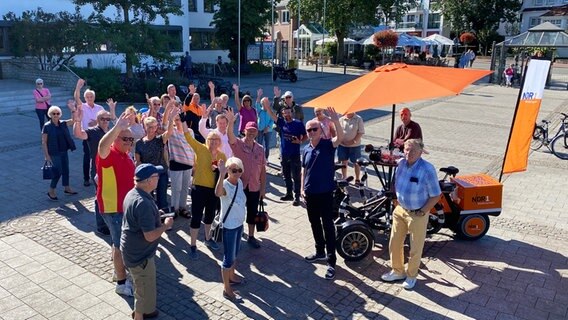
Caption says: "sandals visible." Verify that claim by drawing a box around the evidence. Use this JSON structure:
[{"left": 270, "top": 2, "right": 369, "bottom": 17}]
[
  {"left": 47, "top": 192, "right": 58, "bottom": 201},
  {"left": 223, "top": 290, "right": 242, "bottom": 302}
]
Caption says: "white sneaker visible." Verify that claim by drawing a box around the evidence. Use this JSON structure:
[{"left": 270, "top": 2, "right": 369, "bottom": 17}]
[
  {"left": 115, "top": 280, "right": 134, "bottom": 297},
  {"left": 402, "top": 277, "right": 417, "bottom": 290},
  {"left": 381, "top": 270, "right": 406, "bottom": 282}
]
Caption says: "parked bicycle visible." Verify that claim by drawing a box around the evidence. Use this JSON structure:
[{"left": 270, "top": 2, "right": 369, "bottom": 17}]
[{"left": 530, "top": 112, "right": 568, "bottom": 160}]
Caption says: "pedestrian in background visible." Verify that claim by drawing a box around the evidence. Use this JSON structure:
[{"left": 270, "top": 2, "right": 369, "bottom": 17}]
[{"left": 33, "top": 78, "right": 51, "bottom": 131}]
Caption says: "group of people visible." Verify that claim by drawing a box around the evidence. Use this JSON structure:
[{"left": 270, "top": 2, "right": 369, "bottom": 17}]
[{"left": 38, "top": 76, "right": 441, "bottom": 316}]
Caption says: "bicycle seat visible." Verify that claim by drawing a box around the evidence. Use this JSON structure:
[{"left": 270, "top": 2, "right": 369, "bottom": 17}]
[
  {"left": 439, "top": 181, "right": 456, "bottom": 193},
  {"left": 356, "top": 158, "right": 370, "bottom": 167},
  {"left": 334, "top": 163, "right": 346, "bottom": 171},
  {"left": 439, "top": 166, "right": 459, "bottom": 176}
]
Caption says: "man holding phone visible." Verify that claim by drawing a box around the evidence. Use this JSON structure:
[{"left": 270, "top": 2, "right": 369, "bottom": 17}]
[{"left": 265, "top": 106, "right": 306, "bottom": 206}]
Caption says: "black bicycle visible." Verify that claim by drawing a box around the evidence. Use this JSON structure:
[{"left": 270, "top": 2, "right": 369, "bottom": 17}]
[{"left": 531, "top": 112, "right": 568, "bottom": 160}]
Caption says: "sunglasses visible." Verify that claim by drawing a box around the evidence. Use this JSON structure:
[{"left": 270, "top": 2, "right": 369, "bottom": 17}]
[
  {"left": 285, "top": 96, "right": 292, "bottom": 99},
  {"left": 152, "top": 103, "right": 161, "bottom": 106},
  {"left": 230, "top": 168, "right": 243, "bottom": 174},
  {"left": 51, "top": 112, "right": 61, "bottom": 116},
  {"left": 99, "top": 117, "right": 112, "bottom": 121},
  {"left": 307, "top": 127, "right": 319, "bottom": 133},
  {"left": 119, "top": 136, "right": 135, "bottom": 142},
  {"left": 37, "top": 83, "right": 43, "bottom": 85}
]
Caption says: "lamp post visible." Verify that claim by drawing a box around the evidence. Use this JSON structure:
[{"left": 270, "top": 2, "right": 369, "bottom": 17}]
[
  {"left": 238, "top": 0, "right": 241, "bottom": 86},
  {"left": 271, "top": 0, "right": 274, "bottom": 82},
  {"left": 321, "top": 0, "right": 326, "bottom": 73}
]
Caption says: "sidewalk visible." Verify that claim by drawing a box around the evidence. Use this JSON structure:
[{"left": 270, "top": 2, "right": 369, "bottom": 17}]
[{"left": 0, "top": 70, "right": 567, "bottom": 319}]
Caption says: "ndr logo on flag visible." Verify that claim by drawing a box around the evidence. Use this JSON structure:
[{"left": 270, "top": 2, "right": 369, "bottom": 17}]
[{"left": 521, "top": 92, "right": 537, "bottom": 100}]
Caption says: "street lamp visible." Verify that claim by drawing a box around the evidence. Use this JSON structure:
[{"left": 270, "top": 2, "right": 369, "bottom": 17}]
[{"left": 238, "top": 0, "right": 241, "bottom": 86}]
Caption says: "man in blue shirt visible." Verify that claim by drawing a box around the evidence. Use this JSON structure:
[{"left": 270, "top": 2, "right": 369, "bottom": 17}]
[
  {"left": 265, "top": 105, "right": 306, "bottom": 205},
  {"left": 301, "top": 107, "right": 344, "bottom": 280},
  {"left": 381, "top": 139, "right": 441, "bottom": 290}
]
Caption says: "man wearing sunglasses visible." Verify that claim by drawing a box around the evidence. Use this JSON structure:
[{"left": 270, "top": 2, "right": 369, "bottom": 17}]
[
  {"left": 74, "top": 107, "right": 113, "bottom": 236},
  {"left": 96, "top": 112, "right": 137, "bottom": 297},
  {"left": 301, "top": 107, "right": 344, "bottom": 280}
]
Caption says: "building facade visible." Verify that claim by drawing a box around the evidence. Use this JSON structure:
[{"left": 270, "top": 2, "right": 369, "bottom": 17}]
[{"left": 520, "top": 0, "right": 568, "bottom": 32}]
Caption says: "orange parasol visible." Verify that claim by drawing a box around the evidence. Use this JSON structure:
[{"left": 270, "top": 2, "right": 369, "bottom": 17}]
[{"left": 305, "top": 63, "right": 493, "bottom": 143}]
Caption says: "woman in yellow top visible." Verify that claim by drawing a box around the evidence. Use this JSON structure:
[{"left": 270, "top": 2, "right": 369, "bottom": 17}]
[{"left": 183, "top": 122, "right": 226, "bottom": 259}]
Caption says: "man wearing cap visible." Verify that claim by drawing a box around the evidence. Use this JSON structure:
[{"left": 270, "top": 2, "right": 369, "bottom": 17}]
[
  {"left": 381, "top": 139, "right": 441, "bottom": 290},
  {"left": 225, "top": 109, "right": 266, "bottom": 248},
  {"left": 272, "top": 86, "right": 304, "bottom": 122},
  {"left": 97, "top": 111, "right": 136, "bottom": 297},
  {"left": 122, "top": 164, "right": 174, "bottom": 320},
  {"left": 393, "top": 108, "right": 422, "bottom": 151},
  {"left": 264, "top": 100, "right": 306, "bottom": 206}
]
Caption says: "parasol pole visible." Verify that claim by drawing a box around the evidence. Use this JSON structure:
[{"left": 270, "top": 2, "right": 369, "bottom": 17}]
[{"left": 390, "top": 104, "right": 396, "bottom": 148}]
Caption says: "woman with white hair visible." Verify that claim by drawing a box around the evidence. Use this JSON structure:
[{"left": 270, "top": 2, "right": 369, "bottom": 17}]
[
  {"left": 42, "top": 106, "right": 77, "bottom": 200},
  {"left": 33, "top": 78, "right": 51, "bottom": 131}
]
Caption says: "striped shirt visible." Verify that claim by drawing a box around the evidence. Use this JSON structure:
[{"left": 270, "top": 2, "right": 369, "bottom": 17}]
[
  {"left": 395, "top": 158, "right": 441, "bottom": 210},
  {"left": 168, "top": 130, "right": 195, "bottom": 166}
]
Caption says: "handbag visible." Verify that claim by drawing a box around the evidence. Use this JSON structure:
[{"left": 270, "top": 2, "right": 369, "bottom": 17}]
[
  {"left": 210, "top": 181, "right": 239, "bottom": 243},
  {"left": 255, "top": 198, "right": 269, "bottom": 232},
  {"left": 42, "top": 161, "right": 56, "bottom": 180}
]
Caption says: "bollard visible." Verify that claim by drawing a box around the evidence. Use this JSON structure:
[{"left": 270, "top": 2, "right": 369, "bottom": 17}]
[
  {"left": 315, "top": 61, "right": 318, "bottom": 72},
  {"left": 344, "top": 63, "right": 347, "bottom": 75}
]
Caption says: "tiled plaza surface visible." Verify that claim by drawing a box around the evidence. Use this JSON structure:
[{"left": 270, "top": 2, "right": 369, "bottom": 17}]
[{"left": 0, "top": 63, "right": 567, "bottom": 319}]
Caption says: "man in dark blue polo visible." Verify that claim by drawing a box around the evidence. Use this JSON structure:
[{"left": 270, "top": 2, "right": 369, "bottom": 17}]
[
  {"left": 265, "top": 105, "right": 306, "bottom": 206},
  {"left": 300, "top": 107, "right": 344, "bottom": 280}
]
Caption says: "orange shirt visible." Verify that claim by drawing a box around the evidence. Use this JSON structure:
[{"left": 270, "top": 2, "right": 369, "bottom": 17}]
[
  {"left": 96, "top": 144, "right": 135, "bottom": 213},
  {"left": 182, "top": 102, "right": 202, "bottom": 115}
]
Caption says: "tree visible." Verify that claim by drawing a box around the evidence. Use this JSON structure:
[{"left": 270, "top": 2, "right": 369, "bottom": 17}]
[
  {"left": 211, "top": 0, "right": 273, "bottom": 64},
  {"left": 435, "top": 0, "right": 522, "bottom": 55},
  {"left": 288, "top": 0, "right": 417, "bottom": 64},
  {"left": 3, "top": 8, "right": 96, "bottom": 70},
  {"left": 73, "top": 0, "right": 183, "bottom": 78}
]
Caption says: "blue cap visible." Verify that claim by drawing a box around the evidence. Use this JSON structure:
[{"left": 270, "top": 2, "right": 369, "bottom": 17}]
[{"left": 135, "top": 164, "right": 164, "bottom": 181}]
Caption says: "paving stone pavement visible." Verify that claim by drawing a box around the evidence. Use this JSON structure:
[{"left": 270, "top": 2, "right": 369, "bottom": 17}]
[{"left": 0, "top": 66, "right": 567, "bottom": 319}]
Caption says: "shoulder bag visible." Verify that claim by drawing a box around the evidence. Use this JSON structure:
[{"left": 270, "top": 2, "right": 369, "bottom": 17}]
[
  {"left": 210, "top": 181, "right": 239, "bottom": 243},
  {"left": 255, "top": 197, "right": 269, "bottom": 232}
]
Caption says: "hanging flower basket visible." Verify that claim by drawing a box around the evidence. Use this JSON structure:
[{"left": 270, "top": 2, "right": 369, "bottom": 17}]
[
  {"left": 460, "top": 32, "right": 476, "bottom": 45},
  {"left": 373, "top": 30, "right": 399, "bottom": 48}
]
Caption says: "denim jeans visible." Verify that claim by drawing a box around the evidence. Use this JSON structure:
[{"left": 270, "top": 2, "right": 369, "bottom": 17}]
[
  {"left": 93, "top": 180, "right": 108, "bottom": 232},
  {"left": 35, "top": 109, "right": 49, "bottom": 131},
  {"left": 256, "top": 131, "right": 273, "bottom": 159},
  {"left": 156, "top": 171, "right": 169, "bottom": 210},
  {"left": 82, "top": 140, "right": 91, "bottom": 182},
  {"left": 305, "top": 192, "right": 336, "bottom": 267},
  {"left": 50, "top": 152, "right": 69, "bottom": 189},
  {"left": 281, "top": 154, "right": 301, "bottom": 197},
  {"left": 221, "top": 225, "right": 243, "bottom": 269},
  {"left": 101, "top": 213, "right": 123, "bottom": 248}
]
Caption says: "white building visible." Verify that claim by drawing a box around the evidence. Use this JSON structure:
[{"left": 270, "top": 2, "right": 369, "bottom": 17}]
[
  {"left": 520, "top": 0, "right": 568, "bottom": 32},
  {"left": 0, "top": 0, "right": 227, "bottom": 70},
  {"left": 392, "top": 1, "right": 451, "bottom": 38}
]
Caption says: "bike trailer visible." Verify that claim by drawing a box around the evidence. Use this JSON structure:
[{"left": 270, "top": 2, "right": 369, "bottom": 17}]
[{"left": 451, "top": 174, "right": 502, "bottom": 216}]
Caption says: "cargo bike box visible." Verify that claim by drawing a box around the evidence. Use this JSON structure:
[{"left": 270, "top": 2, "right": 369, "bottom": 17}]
[{"left": 451, "top": 174, "right": 503, "bottom": 216}]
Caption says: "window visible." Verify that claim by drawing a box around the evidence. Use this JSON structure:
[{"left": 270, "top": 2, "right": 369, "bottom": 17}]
[
  {"left": 529, "top": 17, "right": 541, "bottom": 28},
  {"left": 545, "top": 0, "right": 556, "bottom": 4},
  {"left": 281, "top": 10, "right": 290, "bottom": 24},
  {"left": 169, "top": 0, "right": 182, "bottom": 6},
  {"left": 190, "top": 28, "right": 220, "bottom": 50},
  {"left": 533, "top": 0, "right": 544, "bottom": 5},
  {"left": 188, "top": 0, "right": 197, "bottom": 12},
  {"left": 407, "top": 15, "right": 416, "bottom": 23},
  {"left": 157, "top": 26, "right": 183, "bottom": 52},
  {"left": 544, "top": 19, "right": 562, "bottom": 27},
  {"left": 204, "top": 0, "right": 215, "bottom": 13},
  {"left": 427, "top": 13, "right": 440, "bottom": 29}
]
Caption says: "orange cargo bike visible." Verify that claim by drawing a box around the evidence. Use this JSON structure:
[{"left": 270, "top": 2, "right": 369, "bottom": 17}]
[{"left": 333, "top": 145, "right": 503, "bottom": 261}]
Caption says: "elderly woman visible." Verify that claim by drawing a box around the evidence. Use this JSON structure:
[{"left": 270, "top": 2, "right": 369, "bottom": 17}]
[
  {"left": 215, "top": 157, "right": 246, "bottom": 302},
  {"left": 33, "top": 78, "right": 52, "bottom": 131},
  {"left": 163, "top": 108, "right": 195, "bottom": 218},
  {"left": 312, "top": 107, "right": 336, "bottom": 140},
  {"left": 181, "top": 92, "right": 205, "bottom": 143},
  {"left": 183, "top": 125, "right": 227, "bottom": 259},
  {"left": 42, "top": 106, "right": 77, "bottom": 200},
  {"left": 255, "top": 90, "right": 275, "bottom": 160},
  {"left": 135, "top": 102, "right": 176, "bottom": 210},
  {"left": 141, "top": 95, "right": 164, "bottom": 134}
]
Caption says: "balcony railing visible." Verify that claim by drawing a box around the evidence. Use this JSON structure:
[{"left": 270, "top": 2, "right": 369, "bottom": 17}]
[{"left": 396, "top": 22, "right": 423, "bottom": 29}]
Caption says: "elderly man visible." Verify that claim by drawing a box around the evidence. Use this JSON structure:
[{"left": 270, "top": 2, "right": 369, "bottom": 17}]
[
  {"left": 301, "top": 107, "right": 344, "bottom": 280},
  {"left": 393, "top": 107, "right": 422, "bottom": 151},
  {"left": 265, "top": 104, "right": 307, "bottom": 206},
  {"left": 166, "top": 84, "right": 182, "bottom": 103},
  {"left": 199, "top": 105, "right": 233, "bottom": 158},
  {"left": 381, "top": 139, "right": 441, "bottom": 290},
  {"left": 226, "top": 109, "right": 266, "bottom": 248},
  {"left": 338, "top": 112, "right": 365, "bottom": 184},
  {"left": 74, "top": 107, "right": 113, "bottom": 235},
  {"left": 122, "top": 163, "right": 174, "bottom": 320},
  {"left": 272, "top": 87, "right": 304, "bottom": 122},
  {"left": 97, "top": 112, "right": 136, "bottom": 297},
  {"left": 74, "top": 78, "right": 116, "bottom": 186}
]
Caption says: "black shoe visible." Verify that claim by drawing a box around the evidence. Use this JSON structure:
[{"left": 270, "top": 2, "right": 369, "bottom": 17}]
[
  {"left": 292, "top": 198, "right": 301, "bottom": 206},
  {"left": 305, "top": 252, "right": 327, "bottom": 263},
  {"left": 95, "top": 229, "right": 110, "bottom": 236},
  {"left": 325, "top": 266, "right": 336, "bottom": 280},
  {"left": 47, "top": 192, "right": 58, "bottom": 201},
  {"left": 83, "top": 180, "right": 91, "bottom": 187},
  {"left": 131, "top": 310, "right": 159, "bottom": 319},
  {"left": 280, "top": 194, "right": 293, "bottom": 201},
  {"left": 247, "top": 237, "right": 261, "bottom": 249}
]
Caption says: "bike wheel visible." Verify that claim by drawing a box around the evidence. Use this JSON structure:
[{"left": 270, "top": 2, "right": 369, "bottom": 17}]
[
  {"left": 530, "top": 125, "right": 545, "bottom": 151},
  {"left": 336, "top": 224, "right": 374, "bottom": 261},
  {"left": 455, "top": 214, "right": 490, "bottom": 241},
  {"left": 290, "top": 74, "right": 298, "bottom": 82},
  {"left": 551, "top": 133, "right": 568, "bottom": 160}
]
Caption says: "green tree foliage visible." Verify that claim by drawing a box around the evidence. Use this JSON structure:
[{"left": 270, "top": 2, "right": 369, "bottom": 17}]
[
  {"left": 211, "top": 0, "right": 273, "bottom": 63},
  {"left": 435, "top": 0, "right": 522, "bottom": 55},
  {"left": 3, "top": 8, "right": 95, "bottom": 70},
  {"left": 288, "top": 0, "right": 417, "bottom": 64},
  {"left": 73, "top": 0, "right": 183, "bottom": 77}
]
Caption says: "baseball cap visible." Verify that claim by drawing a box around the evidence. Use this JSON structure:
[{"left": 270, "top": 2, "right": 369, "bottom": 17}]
[
  {"left": 135, "top": 164, "right": 164, "bottom": 181},
  {"left": 244, "top": 121, "right": 258, "bottom": 131},
  {"left": 282, "top": 91, "right": 293, "bottom": 99}
]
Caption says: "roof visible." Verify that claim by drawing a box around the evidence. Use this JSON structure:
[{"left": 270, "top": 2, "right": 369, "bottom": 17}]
[
  {"left": 529, "top": 21, "right": 564, "bottom": 31},
  {"left": 499, "top": 22, "right": 568, "bottom": 47},
  {"left": 540, "top": 4, "right": 568, "bottom": 16}
]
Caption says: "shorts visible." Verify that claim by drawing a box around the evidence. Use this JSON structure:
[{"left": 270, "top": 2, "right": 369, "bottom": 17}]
[
  {"left": 337, "top": 145, "right": 362, "bottom": 163},
  {"left": 101, "top": 212, "right": 123, "bottom": 248},
  {"left": 244, "top": 188, "right": 260, "bottom": 225}
]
